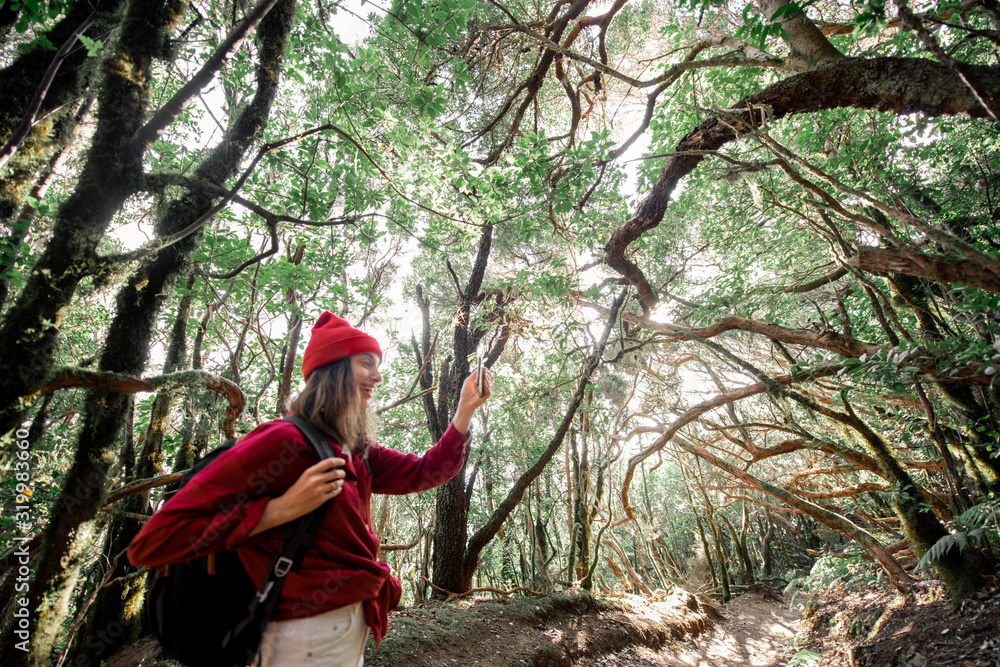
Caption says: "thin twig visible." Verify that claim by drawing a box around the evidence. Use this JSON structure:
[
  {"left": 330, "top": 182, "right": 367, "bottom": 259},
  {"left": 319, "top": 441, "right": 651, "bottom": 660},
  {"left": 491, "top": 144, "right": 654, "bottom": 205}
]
[
  {"left": 376, "top": 386, "right": 438, "bottom": 415},
  {"left": 99, "top": 507, "right": 153, "bottom": 522}
]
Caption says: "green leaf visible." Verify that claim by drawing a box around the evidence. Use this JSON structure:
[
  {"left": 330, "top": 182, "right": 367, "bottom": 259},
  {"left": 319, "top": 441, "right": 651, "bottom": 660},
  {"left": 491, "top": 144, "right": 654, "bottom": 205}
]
[
  {"left": 769, "top": 2, "right": 799, "bottom": 20},
  {"left": 77, "top": 34, "right": 104, "bottom": 57},
  {"left": 785, "top": 650, "right": 822, "bottom": 667}
]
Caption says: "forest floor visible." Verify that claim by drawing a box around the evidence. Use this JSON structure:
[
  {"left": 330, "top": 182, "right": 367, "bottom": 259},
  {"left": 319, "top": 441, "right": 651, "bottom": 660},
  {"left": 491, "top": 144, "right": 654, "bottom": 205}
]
[
  {"left": 363, "top": 588, "right": 717, "bottom": 667},
  {"left": 363, "top": 575, "right": 1000, "bottom": 667},
  {"left": 575, "top": 585, "right": 800, "bottom": 667},
  {"left": 106, "top": 575, "right": 1000, "bottom": 666},
  {"left": 797, "top": 574, "right": 1000, "bottom": 667}
]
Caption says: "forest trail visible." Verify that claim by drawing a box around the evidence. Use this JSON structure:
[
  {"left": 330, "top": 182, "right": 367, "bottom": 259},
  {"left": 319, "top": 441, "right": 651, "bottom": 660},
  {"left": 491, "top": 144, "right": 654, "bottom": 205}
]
[
  {"left": 579, "top": 588, "right": 802, "bottom": 667},
  {"left": 106, "top": 579, "right": 1000, "bottom": 667},
  {"left": 106, "top": 588, "right": 800, "bottom": 667},
  {"left": 358, "top": 587, "right": 803, "bottom": 667}
]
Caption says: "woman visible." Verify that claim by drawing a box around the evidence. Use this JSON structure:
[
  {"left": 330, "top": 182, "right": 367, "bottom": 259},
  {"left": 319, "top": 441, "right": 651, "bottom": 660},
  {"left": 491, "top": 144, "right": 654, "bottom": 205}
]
[{"left": 128, "top": 311, "right": 490, "bottom": 666}]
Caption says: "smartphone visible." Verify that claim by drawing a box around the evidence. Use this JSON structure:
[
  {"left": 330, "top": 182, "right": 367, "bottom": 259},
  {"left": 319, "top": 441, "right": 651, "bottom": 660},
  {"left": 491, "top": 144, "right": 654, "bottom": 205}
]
[{"left": 476, "top": 355, "right": 484, "bottom": 396}]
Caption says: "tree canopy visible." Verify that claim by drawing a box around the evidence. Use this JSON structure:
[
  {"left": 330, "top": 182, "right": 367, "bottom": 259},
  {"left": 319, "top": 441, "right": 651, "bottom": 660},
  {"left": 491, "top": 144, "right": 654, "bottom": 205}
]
[{"left": 1, "top": 0, "right": 998, "bottom": 663}]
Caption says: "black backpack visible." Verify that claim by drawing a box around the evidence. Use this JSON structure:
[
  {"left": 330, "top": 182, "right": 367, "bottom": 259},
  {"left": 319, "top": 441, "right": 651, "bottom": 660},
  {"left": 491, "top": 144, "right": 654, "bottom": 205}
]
[{"left": 146, "top": 415, "right": 335, "bottom": 667}]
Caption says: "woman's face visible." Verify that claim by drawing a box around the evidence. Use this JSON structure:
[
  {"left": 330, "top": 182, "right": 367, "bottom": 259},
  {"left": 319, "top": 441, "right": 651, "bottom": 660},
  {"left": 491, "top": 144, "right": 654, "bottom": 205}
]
[{"left": 351, "top": 352, "right": 382, "bottom": 409}]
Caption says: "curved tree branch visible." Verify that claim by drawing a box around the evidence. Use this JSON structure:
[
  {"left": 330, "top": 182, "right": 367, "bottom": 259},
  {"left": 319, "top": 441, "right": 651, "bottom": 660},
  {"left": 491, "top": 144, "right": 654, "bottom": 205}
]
[
  {"left": 38, "top": 368, "right": 244, "bottom": 437},
  {"left": 620, "top": 365, "right": 843, "bottom": 515},
  {"left": 127, "top": 0, "right": 285, "bottom": 161},
  {"left": 573, "top": 295, "right": 882, "bottom": 358},
  {"left": 604, "top": 57, "right": 1000, "bottom": 311}
]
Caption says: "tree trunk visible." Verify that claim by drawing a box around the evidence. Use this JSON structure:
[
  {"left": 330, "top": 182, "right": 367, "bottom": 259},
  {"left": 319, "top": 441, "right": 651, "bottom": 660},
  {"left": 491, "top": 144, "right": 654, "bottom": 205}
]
[
  {"left": 685, "top": 478, "right": 718, "bottom": 589},
  {"left": 75, "top": 279, "right": 195, "bottom": 662},
  {"left": 703, "top": 507, "right": 730, "bottom": 602},
  {"left": 0, "top": 0, "right": 183, "bottom": 445},
  {"left": 762, "top": 509, "right": 775, "bottom": 577},
  {"left": 1, "top": 5, "right": 185, "bottom": 663},
  {"left": 569, "top": 419, "right": 594, "bottom": 581},
  {"left": 7, "top": 1, "right": 297, "bottom": 661},
  {"left": 276, "top": 313, "right": 304, "bottom": 414},
  {"left": 676, "top": 437, "right": 914, "bottom": 591},
  {"left": 420, "top": 225, "right": 521, "bottom": 596},
  {"left": 0, "top": 0, "right": 120, "bottom": 232},
  {"left": 722, "top": 512, "right": 754, "bottom": 585},
  {"left": 0, "top": 96, "right": 93, "bottom": 311},
  {"left": 459, "top": 292, "right": 625, "bottom": 592}
]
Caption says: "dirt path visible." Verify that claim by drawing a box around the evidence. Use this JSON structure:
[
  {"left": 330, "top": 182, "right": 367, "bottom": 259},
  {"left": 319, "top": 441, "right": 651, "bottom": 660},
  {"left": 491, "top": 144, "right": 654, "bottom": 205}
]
[
  {"left": 364, "top": 589, "right": 715, "bottom": 667},
  {"left": 579, "top": 591, "right": 803, "bottom": 667},
  {"left": 107, "top": 590, "right": 803, "bottom": 667}
]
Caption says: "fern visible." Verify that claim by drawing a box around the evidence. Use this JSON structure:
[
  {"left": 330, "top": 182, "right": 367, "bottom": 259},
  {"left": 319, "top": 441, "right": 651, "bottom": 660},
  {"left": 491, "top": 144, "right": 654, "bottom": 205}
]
[
  {"left": 785, "top": 650, "right": 822, "bottom": 666},
  {"left": 916, "top": 498, "right": 1000, "bottom": 572},
  {"left": 959, "top": 498, "right": 1000, "bottom": 528}
]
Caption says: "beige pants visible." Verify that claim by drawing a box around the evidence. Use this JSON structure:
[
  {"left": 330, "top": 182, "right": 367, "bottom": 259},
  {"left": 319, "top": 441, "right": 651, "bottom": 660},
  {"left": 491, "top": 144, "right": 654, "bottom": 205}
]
[{"left": 257, "top": 601, "right": 369, "bottom": 667}]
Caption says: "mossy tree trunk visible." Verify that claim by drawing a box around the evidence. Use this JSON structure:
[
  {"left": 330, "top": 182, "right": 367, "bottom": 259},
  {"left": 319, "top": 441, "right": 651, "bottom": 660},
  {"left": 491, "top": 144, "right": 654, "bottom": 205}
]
[
  {"left": 0, "top": 0, "right": 122, "bottom": 232},
  {"left": 169, "top": 298, "right": 229, "bottom": 478},
  {"left": 3, "top": 0, "right": 297, "bottom": 662},
  {"left": 885, "top": 249, "right": 1000, "bottom": 496},
  {"left": 0, "top": 1, "right": 182, "bottom": 661},
  {"left": 937, "top": 383, "right": 1000, "bottom": 494},
  {"left": 721, "top": 511, "right": 754, "bottom": 585},
  {"left": 71, "top": 276, "right": 196, "bottom": 663},
  {"left": 76, "top": 3, "right": 295, "bottom": 661},
  {"left": 684, "top": 473, "right": 718, "bottom": 590},
  {"left": 787, "top": 387, "right": 982, "bottom": 602},
  {"left": 0, "top": 96, "right": 94, "bottom": 312},
  {"left": 761, "top": 509, "right": 775, "bottom": 578},
  {"left": 698, "top": 486, "right": 730, "bottom": 602},
  {"left": 0, "top": 0, "right": 173, "bottom": 445},
  {"left": 569, "top": 414, "right": 596, "bottom": 581}
]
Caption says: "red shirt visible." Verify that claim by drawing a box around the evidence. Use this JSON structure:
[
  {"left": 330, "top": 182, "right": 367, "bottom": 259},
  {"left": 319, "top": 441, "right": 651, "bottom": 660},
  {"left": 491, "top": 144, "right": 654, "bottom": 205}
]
[{"left": 128, "top": 419, "right": 468, "bottom": 645}]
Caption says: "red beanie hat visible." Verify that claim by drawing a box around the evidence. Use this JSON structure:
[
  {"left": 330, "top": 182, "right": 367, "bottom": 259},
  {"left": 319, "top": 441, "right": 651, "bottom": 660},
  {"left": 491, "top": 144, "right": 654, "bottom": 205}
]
[{"left": 301, "top": 311, "right": 382, "bottom": 380}]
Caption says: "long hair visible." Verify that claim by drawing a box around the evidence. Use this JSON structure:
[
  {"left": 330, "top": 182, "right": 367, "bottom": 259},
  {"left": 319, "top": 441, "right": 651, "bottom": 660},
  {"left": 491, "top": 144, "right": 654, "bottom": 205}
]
[{"left": 288, "top": 357, "right": 373, "bottom": 455}]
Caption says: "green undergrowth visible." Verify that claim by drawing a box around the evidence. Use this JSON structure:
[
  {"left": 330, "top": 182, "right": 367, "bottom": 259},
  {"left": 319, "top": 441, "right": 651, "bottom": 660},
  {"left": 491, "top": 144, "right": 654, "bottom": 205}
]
[{"left": 784, "top": 554, "right": 881, "bottom": 612}]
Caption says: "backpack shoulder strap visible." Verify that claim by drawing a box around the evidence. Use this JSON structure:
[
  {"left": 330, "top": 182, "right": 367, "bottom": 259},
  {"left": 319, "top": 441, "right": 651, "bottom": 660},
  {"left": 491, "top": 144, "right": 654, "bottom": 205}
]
[
  {"left": 281, "top": 415, "right": 336, "bottom": 461},
  {"left": 284, "top": 414, "right": 373, "bottom": 474},
  {"left": 223, "top": 417, "right": 337, "bottom": 653}
]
